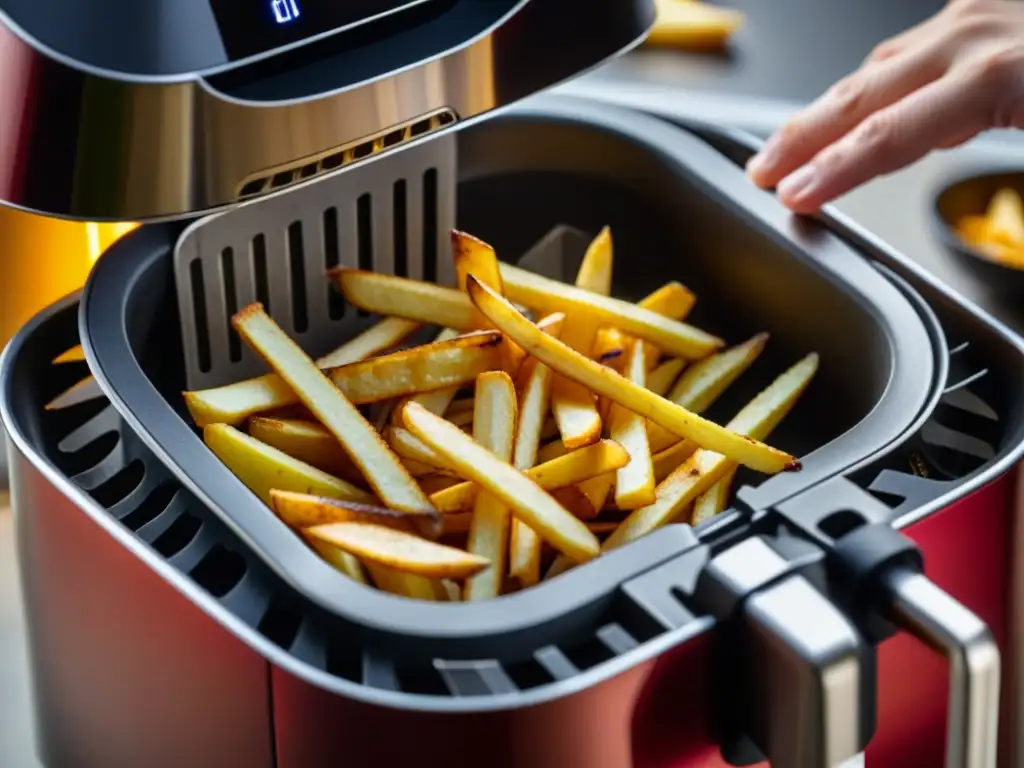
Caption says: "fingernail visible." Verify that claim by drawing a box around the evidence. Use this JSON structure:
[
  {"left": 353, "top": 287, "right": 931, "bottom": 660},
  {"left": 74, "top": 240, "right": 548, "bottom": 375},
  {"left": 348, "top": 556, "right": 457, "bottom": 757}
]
[
  {"left": 746, "top": 135, "right": 781, "bottom": 179},
  {"left": 777, "top": 164, "right": 819, "bottom": 202}
]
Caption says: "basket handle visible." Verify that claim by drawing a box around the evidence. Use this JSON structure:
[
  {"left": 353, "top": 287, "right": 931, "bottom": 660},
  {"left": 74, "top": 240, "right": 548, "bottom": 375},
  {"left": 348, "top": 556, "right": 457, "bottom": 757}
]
[{"left": 880, "top": 568, "right": 1000, "bottom": 768}]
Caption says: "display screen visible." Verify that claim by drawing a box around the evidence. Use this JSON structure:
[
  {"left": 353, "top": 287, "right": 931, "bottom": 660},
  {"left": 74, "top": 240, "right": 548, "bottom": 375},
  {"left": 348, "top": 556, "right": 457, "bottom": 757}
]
[{"left": 210, "top": 0, "right": 435, "bottom": 60}]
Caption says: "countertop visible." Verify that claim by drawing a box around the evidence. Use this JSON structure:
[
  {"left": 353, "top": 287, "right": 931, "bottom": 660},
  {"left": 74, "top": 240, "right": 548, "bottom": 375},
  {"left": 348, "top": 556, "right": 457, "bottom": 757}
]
[{"left": 3, "top": 1, "right": 1023, "bottom": 765}]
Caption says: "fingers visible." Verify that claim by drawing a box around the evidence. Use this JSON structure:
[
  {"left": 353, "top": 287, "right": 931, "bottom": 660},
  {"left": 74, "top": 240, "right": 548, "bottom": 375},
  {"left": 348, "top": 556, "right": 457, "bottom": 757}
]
[
  {"left": 774, "top": 71, "right": 989, "bottom": 213},
  {"left": 746, "top": 46, "right": 945, "bottom": 188}
]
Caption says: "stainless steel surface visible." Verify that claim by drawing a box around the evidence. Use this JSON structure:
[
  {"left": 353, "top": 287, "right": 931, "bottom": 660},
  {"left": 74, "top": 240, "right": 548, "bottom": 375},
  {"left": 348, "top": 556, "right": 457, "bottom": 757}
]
[
  {"left": 174, "top": 132, "right": 456, "bottom": 390},
  {"left": 706, "top": 537, "right": 866, "bottom": 768},
  {"left": 882, "top": 569, "right": 1001, "bottom": 768},
  {"left": 0, "top": 0, "right": 652, "bottom": 220}
]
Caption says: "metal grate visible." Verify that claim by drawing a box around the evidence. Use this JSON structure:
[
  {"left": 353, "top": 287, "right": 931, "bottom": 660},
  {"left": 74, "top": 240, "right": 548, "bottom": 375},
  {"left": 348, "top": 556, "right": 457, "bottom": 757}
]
[{"left": 174, "top": 130, "right": 457, "bottom": 391}]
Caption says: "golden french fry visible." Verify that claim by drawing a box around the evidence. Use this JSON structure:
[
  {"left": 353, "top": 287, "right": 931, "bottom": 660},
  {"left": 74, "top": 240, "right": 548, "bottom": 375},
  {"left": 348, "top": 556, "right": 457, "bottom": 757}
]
[
  {"left": 586, "top": 521, "right": 620, "bottom": 535},
  {"left": 578, "top": 474, "right": 614, "bottom": 515},
  {"left": 430, "top": 439, "right": 630, "bottom": 513},
  {"left": 593, "top": 280, "right": 695, "bottom": 370},
  {"left": 326, "top": 330, "right": 503, "bottom": 404},
  {"left": 331, "top": 269, "right": 478, "bottom": 330},
  {"left": 653, "top": 438, "right": 699, "bottom": 482},
  {"left": 306, "top": 537, "right": 369, "bottom": 583},
  {"left": 402, "top": 402, "right": 601, "bottom": 562},
  {"left": 307, "top": 522, "right": 490, "bottom": 579},
  {"left": 647, "top": 359, "right": 687, "bottom": 398},
  {"left": 551, "top": 314, "right": 603, "bottom": 449},
  {"left": 248, "top": 417, "right": 363, "bottom": 483},
  {"left": 270, "top": 490, "right": 442, "bottom": 539},
  {"left": 508, "top": 320, "right": 561, "bottom": 586},
  {"left": 575, "top": 227, "right": 614, "bottom": 295},
  {"left": 638, "top": 281, "right": 697, "bottom": 320},
  {"left": 603, "top": 353, "right": 818, "bottom": 550},
  {"left": 232, "top": 304, "right": 435, "bottom": 514},
  {"left": 646, "top": 0, "right": 744, "bottom": 50},
  {"left": 364, "top": 562, "right": 448, "bottom": 600},
  {"left": 465, "top": 372, "right": 517, "bottom": 601},
  {"left": 390, "top": 329, "right": 462, "bottom": 426},
  {"left": 648, "top": 333, "right": 770, "bottom": 452},
  {"left": 499, "top": 264, "right": 720, "bottom": 359},
  {"left": 610, "top": 341, "right": 656, "bottom": 510},
  {"left": 691, "top": 466, "right": 737, "bottom": 525},
  {"left": 386, "top": 426, "right": 459, "bottom": 475},
  {"left": 204, "top": 424, "right": 374, "bottom": 507},
  {"left": 467, "top": 279, "right": 796, "bottom": 474},
  {"left": 986, "top": 188, "right": 1024, "bottom": 244},
  {"left": 184, "top": 316, "right": 420, "bottom": 427}
]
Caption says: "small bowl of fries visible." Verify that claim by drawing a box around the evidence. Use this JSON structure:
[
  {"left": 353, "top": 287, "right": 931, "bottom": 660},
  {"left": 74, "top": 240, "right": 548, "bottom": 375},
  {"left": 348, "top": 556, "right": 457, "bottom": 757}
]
[{"left": 934, "top": 172, "right": 1024, "bottom": 292}]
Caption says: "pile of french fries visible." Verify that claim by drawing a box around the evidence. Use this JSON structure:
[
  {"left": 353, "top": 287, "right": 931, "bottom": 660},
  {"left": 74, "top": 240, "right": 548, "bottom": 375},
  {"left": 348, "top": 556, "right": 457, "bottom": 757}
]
[
  {"left": 955, "top": 187, "right": 1024, "bottom": 269},
  {"left": 184, "top": 226, "right": 818, "bottom": 601}
]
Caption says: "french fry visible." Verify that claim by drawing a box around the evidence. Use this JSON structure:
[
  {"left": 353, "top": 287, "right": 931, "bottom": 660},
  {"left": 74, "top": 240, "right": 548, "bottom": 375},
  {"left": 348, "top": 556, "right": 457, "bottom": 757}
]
[
  {"left": 390, "top": 329, "right": 462, "bottom": 426},
  {"left": 646, "top": 0, "right": 744, "bottom": 50},
  {"left": 364, "top": 562, "right": 449, "bottom": 600},
  {"left": 647, "top": 359, "right": 687, "bottom": 397},
  {"left": 575, "top": 227, "right": 614, "bottom": 295},
  {"left": 270, "top": 490, "right": 442, "bottom": 539},
  {"left": 306, "top": 522, "right": 490, "bottom": 579},
  {"left": 467, "top": 279, "right": 797, "bottom": 474},
  {"left": 204, "top": 424, "right": 374, "bottom": 507},
  {"left": 593, "top": 281, "right": 696, "bottom": 370},
  {"left": 691, "top": 466, "right": 737, "bottom": 525},
  {"left": 307, "top": 538, "right": 369, "bottom": 583},
  {"left": 232, "top": 304, "right": 435, "bottom": 514},
  {"left": 385, "top": 426, "right": 459, "bottom": 476},
  {"left": 986, "top": 188, "right": 1024, "bottom": 243},
  {"left": 430, "top": 439, "right": 630, "bottom": 513},
  {"left": 184, "top": 316, "right": 420, "bottom": 427},
  {"left": 508, "top": 322, "right": 561, "bottom": 586},
  {"left": 610, "top": 341, "right": 656, "bottom": 510},
  {"left": 248, "top": 417, "right": 363, "bottom": 483},
  {"left": 653, "top": 438, "right": 700, "bottom": 482},
  {"left": 648, "top": 333, "right": 770, "bottom": 453},
  {"left": 402, "top": 402, "right": 602, "bottom": 562},
  {"left": 603, "top": 353, "right": 818, "bottom": 551},
  {"left": 464, "top": 372, "right": 517, "bottom": 601},
  {"left": 551, "top": 315, "right": 603, "bottom": 450},
  {"left": 499, "top": 264, "right": 720, "bottom": 359},
  {"left": 578, "top": 474, "right": 614, "bottom": 515},
  {"left": 326, "top": 330, "right": 503, "bottom": 404},
  {"left": 331, "top": 269, "right": 478, "bottom": 330}
]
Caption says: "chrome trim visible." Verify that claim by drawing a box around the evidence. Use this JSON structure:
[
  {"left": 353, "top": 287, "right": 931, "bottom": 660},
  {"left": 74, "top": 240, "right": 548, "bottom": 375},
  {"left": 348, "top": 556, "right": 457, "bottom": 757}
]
[{"left": 0, "top": 0, "right": 654, "bottom": 221}]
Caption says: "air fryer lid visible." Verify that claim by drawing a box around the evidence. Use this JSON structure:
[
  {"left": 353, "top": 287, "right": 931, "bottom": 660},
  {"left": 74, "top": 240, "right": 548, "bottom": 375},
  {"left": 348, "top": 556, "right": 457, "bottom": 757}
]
[{"left": 0, "top": 0, "right": 653, "bottom": 221}]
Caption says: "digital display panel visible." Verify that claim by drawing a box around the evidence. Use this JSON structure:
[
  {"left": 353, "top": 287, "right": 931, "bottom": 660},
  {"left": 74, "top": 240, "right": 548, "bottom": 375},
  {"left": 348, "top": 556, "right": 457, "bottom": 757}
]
[{"left": 210, "top": 0, "right": 435, "bottom": 60}]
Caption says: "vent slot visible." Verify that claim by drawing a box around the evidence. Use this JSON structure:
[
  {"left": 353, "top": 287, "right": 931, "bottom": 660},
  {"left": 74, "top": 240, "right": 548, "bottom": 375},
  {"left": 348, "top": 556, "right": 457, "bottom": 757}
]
[{"left": 235, "top": 109, "right": 458, "bottom": 200}]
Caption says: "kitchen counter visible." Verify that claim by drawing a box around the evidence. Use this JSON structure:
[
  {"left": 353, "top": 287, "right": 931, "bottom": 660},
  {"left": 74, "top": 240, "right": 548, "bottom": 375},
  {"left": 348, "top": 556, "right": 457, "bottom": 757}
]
[{"left": 3, "top": 2, "right": 1023, "bottom": 765}]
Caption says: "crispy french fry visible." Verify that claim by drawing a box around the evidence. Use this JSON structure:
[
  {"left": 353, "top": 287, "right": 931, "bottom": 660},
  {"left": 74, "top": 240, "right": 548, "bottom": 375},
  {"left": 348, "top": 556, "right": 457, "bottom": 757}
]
[
  {"left": 232, "top": 304, "right": 435, "bottom": 514},
  {"left": 647, "top": 359, "right": 687, "bottom": 397},
  {"left": 593, "top": 281, "right": 695, "bottom": 370},
  {"left": 691, "top": 466, "right": 737, "bottom": 525},
  {"left": 499, "top": 264, "right": 720, "bottom": 359},
  {"left": 204, "top": 424, "right": 374, "bottom": 507},
  {"left": 430, "top": 439, "right": 629, "bottom": 513},
  {"left": 575, "top": 227, "right": 614, "bottom": 295},
  {"left": 364, "top": 562, "right": 448, "bottom": 600},
  {"left": 467, "top": 280, "right": 796, "bottom": 474},
  {"left": 386, "top": 426, "right": 458, "bottom": 475},
  {"left": 987, "top": 188, "right": 1024, "bottom": 243},
  {"left": 508, "top": 326, "right": 561, "bottom": 586},
  {"left": 638, "top": 281, "right": 697, "bottom": 320},
  {"left": 184, "top": 316, "right": 420, "bottom": 427},
  {"left": 646, "top": 0, "right": 744, "bottom": 50},
  {"left": 653, "top": 438, "right": 700, "bottom": 482},
  {"left": 270, "top": 490, "right": 442, "bottom": 539},
  {"left": 610, "top": 341, "right": 656, "bottom": 510},
  {"left": 464, "top": 372, "right": 517, "bottom": 601},
  {"left": 552, "top": 326, "right": 604, "bottom": 450},
  {"left": 603, "top": 353, "right": 818, "bottom": 550},
  {"left": 648, "top": 332, "right": 770, "bottom": 452},
  {"left": 579, "top": 474, "right": 614, "bottom": 515},
  {"left": 307, "top": 522, "right": 490, "bottom": 579},
  {"left": 326, "top": 330, "right": 503, "bottom": 404},
  {"left": 403, "top": 403, "right": 601, "bottom": 562},
  {"left": 390, "top": 329, "right": 462, "bottom": 426},
  {"left": 248, "top": 417, "right": 363, "bottom": 483},
  {"left": 306, "top": 538, "right": 369, "bottom": 583},
  {"left": 536, "top": 439, "right": 569, "bottom": 465},
  {"left": 331, "top": 269, "right": 478, "bottom": 330}
]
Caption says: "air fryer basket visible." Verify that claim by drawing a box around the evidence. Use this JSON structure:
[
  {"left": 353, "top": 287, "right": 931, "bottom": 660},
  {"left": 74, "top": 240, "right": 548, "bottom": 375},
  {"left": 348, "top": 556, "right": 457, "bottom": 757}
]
[{"left": 78, "top": 98, "right": 939, "bottom": 653}]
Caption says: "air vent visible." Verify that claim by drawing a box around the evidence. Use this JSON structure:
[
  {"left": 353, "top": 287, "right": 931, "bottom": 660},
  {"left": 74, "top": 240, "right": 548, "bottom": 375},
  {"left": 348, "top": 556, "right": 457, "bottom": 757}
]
[{"left": 236, "top": 109, "right": 458, "bottom": 200}]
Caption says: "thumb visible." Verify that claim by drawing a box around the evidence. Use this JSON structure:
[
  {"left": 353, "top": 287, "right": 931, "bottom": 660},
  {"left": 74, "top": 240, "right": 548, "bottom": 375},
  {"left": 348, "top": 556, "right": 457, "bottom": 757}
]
[{"left": 775, "top": 69, "right": 990, "bottom": 213}]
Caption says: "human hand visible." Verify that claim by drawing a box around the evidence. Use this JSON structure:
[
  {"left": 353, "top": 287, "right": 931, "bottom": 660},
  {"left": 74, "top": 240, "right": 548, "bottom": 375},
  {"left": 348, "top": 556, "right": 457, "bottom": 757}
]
[{"left": 746, "top": 0, "right": 1024, "bottom": 213}]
